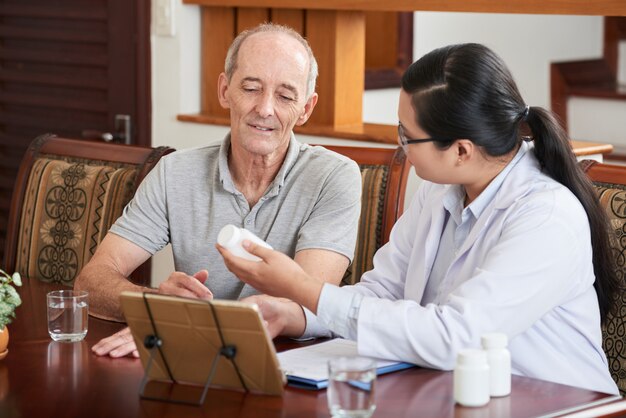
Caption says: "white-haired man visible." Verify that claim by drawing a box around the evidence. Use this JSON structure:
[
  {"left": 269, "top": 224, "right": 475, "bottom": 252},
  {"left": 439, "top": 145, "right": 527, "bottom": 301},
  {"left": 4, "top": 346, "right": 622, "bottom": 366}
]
[{"left": 74, "top": 23, "right": 361, "bottom": 357}]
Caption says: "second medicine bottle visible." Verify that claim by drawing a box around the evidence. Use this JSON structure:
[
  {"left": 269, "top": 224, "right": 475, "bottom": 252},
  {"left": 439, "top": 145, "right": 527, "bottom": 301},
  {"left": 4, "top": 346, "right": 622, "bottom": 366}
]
[{"left": 481, "top": 333, "right": 511, "bottom": 397}]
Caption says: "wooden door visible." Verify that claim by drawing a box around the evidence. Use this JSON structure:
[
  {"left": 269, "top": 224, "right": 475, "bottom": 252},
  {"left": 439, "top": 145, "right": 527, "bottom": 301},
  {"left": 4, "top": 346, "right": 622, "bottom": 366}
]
[{"left": 0, "top": 0, "right": 151, "bottom": 262}]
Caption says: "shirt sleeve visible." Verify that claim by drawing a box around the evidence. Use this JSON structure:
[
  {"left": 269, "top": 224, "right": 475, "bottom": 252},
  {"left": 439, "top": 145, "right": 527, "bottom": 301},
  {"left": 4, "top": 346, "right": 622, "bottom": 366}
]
[
  {"left": 314, "top": 284, "right": 363, "bottom": 340},
  {"left": 295, "top": 158, "right": 362, "bottom": 261},
  {"left": 109, "top": 157, "right": 171, "bottom": 254},
  {"left": 299, "top": 305, "right": 334, "bottom": 340}
]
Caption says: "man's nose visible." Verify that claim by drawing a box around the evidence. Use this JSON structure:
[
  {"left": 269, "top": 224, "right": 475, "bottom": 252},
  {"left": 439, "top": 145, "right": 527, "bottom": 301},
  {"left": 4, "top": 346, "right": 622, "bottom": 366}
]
[{"left": 255, "top": 93, "right": 275, "bottom": 118}]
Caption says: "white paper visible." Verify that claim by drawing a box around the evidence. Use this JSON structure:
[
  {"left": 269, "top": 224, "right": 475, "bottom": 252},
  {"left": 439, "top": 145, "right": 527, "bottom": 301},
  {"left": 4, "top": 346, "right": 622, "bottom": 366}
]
[{"left": 277, "top": 338, "right": 403, "bottom": 381}]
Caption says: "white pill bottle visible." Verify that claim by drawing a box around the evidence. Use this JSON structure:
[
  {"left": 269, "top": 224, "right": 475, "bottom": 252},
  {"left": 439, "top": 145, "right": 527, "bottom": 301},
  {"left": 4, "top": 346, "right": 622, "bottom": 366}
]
[
  {"left": 217, "top": 224, "right": 273, "bottom": 262},
  {"left": 453, "top": 349, "right": 490, "bottom": 407},
  {"left": 481, "top": 333, "right": 511, "bottom": 397}
]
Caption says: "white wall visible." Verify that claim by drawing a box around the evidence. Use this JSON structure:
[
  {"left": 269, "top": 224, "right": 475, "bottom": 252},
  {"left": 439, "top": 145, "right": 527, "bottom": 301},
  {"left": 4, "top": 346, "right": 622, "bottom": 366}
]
[
  {"left": 149, "top": 5, "right": 617, "bottom": 284},
  {"left": 617, "top": 41, "right": 626, "bottom": 85},
  {"left": 569, "top": 99, "right": 626, "bottom": 154}
]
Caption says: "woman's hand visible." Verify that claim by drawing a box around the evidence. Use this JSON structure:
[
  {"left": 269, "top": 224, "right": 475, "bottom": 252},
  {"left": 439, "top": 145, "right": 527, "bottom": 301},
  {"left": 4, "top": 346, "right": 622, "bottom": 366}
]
[
  {"left": 240, "top": 295, "right": 307, "bottom": 338},
  {"left": 217, "top": 240, "right": 324, "bottom": 313}
]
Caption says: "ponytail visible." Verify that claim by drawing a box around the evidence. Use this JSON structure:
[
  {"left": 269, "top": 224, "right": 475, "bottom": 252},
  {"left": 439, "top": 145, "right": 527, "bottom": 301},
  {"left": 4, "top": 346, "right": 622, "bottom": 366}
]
[{"left": 526, "top": 107, "right": 619, "bottom": 321}]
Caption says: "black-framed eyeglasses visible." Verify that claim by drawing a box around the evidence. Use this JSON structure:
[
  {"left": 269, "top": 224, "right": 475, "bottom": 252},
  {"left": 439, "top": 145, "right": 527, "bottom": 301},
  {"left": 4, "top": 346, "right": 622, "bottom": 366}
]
[{"left": 397, "top": 123, "right": 454, "bottom": 152}]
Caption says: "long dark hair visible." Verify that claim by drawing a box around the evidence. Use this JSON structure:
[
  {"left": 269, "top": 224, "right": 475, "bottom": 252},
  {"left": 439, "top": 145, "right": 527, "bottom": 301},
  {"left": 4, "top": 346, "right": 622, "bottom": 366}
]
[{"left": 401, "top": 43, "right": 618, "bottom": 321}]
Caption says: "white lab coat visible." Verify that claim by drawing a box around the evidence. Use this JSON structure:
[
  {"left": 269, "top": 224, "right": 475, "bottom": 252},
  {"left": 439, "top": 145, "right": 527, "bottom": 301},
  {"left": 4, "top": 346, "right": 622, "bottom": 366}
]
[{"left": 316, "top": 142, "right": 618, "bottom": 394}]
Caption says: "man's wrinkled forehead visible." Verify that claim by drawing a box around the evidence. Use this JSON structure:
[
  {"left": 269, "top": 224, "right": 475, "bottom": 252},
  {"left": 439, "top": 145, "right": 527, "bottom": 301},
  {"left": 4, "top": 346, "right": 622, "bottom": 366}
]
[
  {"left": 237, "top": 32, "right": 309, "bottom": 70},
  {"left": 234, "top": 32, "right": 309, "bottom": 83}
]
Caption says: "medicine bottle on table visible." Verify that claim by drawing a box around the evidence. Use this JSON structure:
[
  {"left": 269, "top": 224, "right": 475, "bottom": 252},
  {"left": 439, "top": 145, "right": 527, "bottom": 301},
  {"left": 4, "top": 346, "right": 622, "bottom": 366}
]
[
  {"left": 217, "top": 224, "right": 273, "bottom": 262},
  {"left": 453, "top": 349, "right": 490, "bottom": 407},
  {"left": 481, "top": 333, "right": 511, "bottom": 397}
]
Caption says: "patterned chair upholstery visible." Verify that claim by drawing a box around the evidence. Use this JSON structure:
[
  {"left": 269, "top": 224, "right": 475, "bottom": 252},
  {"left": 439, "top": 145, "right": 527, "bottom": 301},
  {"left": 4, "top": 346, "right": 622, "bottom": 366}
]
[
  {"left": 319, "top": 145, "right": 410, "bottom": 286},
  {"left": 580, "top": 159, "right": 626, "bottom": 395},
  {"left": 3, "top": 134, "right": 175, "bottom": 286}
]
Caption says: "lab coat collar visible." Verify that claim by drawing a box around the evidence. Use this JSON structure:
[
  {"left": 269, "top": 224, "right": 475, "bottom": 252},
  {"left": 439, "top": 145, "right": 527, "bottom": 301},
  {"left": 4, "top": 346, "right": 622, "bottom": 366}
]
[
  {"left": 492, "top": 141, "right": 539, "bottom": 210},
  {"left": 454, "top": 141, "right": 539, "bottom": 258}
]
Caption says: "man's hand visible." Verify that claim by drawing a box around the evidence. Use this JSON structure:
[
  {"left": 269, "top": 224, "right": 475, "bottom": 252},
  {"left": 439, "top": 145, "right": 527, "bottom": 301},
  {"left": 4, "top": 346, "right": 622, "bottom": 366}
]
[
  {"left": 93, "top": 269, "right": 213, "bottom": 358},
  {"left": 157, "top": 269, "right": 213, "bottom": 300},
  {"left": 92, "top": 327, "right": 138, "bottom": 358}
]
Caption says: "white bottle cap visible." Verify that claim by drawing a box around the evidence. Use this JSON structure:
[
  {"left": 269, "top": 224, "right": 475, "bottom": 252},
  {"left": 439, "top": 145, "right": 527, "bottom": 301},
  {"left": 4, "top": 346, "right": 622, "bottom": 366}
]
[
  {"left": 217, "top": 224, "right": 240, "bottom": 248},
  {"left": 481, "top": 333, "right": 508, "bottom": 349},
  {"left": 456, "top": 349, "right": 488, "bottom": 366}
]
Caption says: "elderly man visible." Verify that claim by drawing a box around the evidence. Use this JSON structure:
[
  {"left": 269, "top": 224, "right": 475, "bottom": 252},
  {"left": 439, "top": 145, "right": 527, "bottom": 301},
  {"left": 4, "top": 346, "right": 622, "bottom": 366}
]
[{"left": 74, "top": 23, "right": 361, "bottom": 356}]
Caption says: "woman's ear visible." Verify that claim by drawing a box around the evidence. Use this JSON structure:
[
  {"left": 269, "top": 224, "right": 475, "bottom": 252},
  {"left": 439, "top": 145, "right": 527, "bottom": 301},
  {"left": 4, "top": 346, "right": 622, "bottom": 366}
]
[{"left": 455, "top": 139, "right": 475, "bottom": 164}]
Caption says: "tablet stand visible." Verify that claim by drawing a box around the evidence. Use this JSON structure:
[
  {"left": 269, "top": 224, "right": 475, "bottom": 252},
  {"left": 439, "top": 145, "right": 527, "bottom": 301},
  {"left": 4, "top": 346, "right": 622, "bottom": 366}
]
[{"left": 137, "top": 293, "right": 249, "bottom": 406}]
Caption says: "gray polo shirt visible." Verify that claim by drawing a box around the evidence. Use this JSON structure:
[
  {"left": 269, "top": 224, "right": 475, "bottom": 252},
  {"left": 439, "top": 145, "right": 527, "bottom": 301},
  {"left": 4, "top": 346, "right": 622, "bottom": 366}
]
[{"left": 110, "top": 134, "right": 362, "bottom": 299}]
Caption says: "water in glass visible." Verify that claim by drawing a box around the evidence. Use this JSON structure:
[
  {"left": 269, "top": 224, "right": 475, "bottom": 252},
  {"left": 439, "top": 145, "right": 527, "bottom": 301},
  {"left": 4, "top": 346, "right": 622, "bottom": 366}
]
[
  {"left": 47, "top": 291, "right": 88, "bottom": 342},
  {"left": 328, "top": 361, "right": 376, "bottom": 418}
]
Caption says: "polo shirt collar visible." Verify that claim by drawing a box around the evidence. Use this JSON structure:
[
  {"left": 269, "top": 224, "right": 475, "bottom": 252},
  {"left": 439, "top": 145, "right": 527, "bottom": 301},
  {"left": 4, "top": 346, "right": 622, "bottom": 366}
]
[{"left": 217, "top": 132, "right": 301, "bottom": 197}]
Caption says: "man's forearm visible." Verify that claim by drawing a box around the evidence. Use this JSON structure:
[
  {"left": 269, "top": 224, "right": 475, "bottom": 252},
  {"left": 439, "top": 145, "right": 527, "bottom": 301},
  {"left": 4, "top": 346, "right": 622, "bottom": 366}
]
[{"left": 74, "top": 265, "right": 153, "bottom": 322}]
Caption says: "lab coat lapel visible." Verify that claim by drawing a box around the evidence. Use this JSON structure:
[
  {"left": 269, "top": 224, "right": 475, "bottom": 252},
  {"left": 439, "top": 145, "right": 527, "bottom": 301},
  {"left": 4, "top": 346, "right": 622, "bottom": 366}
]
[{"left": 405, "top": 186, "right": 448, "bottom": 300}]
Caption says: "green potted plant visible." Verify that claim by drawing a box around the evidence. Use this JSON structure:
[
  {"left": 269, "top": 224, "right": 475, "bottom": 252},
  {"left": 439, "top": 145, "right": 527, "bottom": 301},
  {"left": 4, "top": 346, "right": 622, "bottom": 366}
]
[{"left": 0, "top": 269, "right": 21, "bottom": 360}]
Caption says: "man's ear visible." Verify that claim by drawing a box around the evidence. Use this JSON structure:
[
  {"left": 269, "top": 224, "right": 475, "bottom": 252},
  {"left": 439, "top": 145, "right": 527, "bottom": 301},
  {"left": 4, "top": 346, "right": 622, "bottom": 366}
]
[
  {"left": 217, "top": 73, "right": 230, "bottom": 110},
  {"left": 295, "top": 93, "right": 318, "bottom": 126}
]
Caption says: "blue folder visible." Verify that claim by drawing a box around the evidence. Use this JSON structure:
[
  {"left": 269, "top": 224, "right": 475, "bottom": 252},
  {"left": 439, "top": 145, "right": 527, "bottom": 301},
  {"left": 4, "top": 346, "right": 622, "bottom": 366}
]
[{"left": 286, "top": 361, "right": 415, "bottom": 390}]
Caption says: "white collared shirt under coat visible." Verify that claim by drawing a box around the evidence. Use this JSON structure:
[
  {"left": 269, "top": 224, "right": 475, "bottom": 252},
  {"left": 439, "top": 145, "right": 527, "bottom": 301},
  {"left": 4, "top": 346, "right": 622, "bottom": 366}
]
[{"left": 312, "top": 142, "right": 618, "bottom": 395}]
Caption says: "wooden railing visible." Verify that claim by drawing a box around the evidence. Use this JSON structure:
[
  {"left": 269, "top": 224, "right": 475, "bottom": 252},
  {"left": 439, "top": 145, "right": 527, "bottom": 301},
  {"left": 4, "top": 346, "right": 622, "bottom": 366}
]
[
  {"left": 551, "top": 17, "right": 626, "bottom": 130},
  {"left": 179, "top": 1, "right": 626, "bottom": 145},
  {"left": 183, "top": 1, "right": 626, "bottom": 15}
]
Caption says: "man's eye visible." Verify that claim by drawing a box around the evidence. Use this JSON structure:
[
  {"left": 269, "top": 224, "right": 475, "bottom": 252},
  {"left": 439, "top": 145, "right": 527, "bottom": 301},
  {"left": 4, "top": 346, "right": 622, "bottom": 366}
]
[{"left": 280, "top": 95, "right": 295, "bottom": 102}]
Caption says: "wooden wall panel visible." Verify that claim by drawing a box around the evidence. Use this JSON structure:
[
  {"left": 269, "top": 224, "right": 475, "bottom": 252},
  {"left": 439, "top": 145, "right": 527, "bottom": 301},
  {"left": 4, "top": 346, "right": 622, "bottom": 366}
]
[
  {"left": 270, "top": 8, "right": 304, "bottom": 33},
  {"left": 305, "top": 10, "right": 365, "bottom": 128},
  {"left": 200, "top": 7, "right": 234, "bottom": 118},
  {"left": 365, "top": 12, "right": 398, "bottom": 69},
  {"left": 236, "top": 7, "right": 270, "bottom": 32}
]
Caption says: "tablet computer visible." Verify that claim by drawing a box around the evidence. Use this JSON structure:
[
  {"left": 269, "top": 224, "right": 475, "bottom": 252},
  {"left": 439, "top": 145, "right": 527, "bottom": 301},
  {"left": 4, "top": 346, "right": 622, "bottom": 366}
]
[{"left": 120, "top": 291, "right": 285, "bottom": 397}]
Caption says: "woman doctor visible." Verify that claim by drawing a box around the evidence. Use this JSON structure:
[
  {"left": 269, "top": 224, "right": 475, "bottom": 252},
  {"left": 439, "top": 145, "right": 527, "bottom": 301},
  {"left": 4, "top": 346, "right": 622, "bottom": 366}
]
[{"left": 217, "top": 43, "right": 619, "bottom": 395}]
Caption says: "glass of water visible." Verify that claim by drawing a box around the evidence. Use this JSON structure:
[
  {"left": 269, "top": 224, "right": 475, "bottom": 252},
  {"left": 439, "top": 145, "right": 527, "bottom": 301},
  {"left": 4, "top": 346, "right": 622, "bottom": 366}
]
[
  {"left": 47, "top": 290, "right": 88, "bottom": 342},
  {"left": 328, "top": 357, "right": 377, "bottom": 418}
]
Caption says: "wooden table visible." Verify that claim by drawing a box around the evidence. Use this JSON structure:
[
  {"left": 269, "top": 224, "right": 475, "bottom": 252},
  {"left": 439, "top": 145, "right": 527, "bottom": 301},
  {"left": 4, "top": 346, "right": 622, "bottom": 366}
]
[{"left": 0, "top": 279, "right": 622, "bottom": 418}]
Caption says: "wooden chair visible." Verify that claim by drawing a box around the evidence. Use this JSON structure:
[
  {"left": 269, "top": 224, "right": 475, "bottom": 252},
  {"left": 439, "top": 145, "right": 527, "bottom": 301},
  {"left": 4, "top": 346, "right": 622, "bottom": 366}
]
[
  {"left": 3, "top": 134, "right": 175, "bottom": 287},
  {"left": 579, "top": 159, "right": 626, "bottom": 395},
  {"left": 319, "top": 145, "right": 411, "bottom": 286}
]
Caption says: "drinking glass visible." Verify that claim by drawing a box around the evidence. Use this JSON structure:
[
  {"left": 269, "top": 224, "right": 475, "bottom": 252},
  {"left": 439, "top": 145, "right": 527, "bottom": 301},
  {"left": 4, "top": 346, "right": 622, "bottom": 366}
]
[
  {"left": 327, "top": 357, "right": 377, "bottom": 418},
  {"left": 47, "top": 290, "right": 88, "bottom": 342}
]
